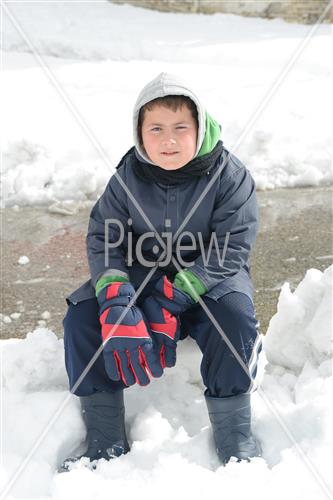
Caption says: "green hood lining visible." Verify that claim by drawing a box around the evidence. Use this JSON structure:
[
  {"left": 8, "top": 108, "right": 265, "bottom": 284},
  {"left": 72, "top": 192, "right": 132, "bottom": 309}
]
[{"left": 197, "top": 112, "right": 221, "bottom": 158}]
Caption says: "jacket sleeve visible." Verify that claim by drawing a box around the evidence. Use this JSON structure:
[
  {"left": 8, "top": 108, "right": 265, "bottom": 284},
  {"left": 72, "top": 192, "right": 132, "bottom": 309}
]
[
  {"left": 86, "top": 173, "right": 130, "bottom": 288},
  {"left": 188, "top": 164, "right": 259, "bottom": 292}
]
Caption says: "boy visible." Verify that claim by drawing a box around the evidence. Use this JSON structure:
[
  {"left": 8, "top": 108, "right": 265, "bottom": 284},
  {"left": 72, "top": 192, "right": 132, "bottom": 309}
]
[{"left": 59, "top": 73, "right": 262, "bottom": 472}]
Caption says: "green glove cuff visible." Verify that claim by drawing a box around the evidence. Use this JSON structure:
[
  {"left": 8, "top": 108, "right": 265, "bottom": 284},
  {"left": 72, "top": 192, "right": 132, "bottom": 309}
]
[
  {"left": 95, "top": 275, "right": 129, "bottom": 297},
  {"left": 173, "top": 269, "right": 208, "bottom": 303}
]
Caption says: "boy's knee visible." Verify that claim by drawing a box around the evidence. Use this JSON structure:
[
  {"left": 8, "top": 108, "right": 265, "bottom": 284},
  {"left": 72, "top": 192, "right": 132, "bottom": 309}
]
[{"left": 216, "top": 292, "right": 257, "bottom": 329}]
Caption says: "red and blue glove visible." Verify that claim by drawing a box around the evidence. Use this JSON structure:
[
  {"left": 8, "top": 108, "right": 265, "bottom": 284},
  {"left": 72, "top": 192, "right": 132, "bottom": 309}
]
[
  {"left": 97, "top": 282, "right": 163, "bottom": 386},
  {"left": 141, "top": 276, "right": 195, "bottom": 368}
]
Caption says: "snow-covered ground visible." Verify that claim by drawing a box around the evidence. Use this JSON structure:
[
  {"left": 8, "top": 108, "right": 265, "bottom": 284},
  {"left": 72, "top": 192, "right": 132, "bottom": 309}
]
[
  {"left": 1, "top": 2, "right": 332, "bottom": 208},
  {"left": 1, "top": 264, "right": 332, "bottom": 499}
]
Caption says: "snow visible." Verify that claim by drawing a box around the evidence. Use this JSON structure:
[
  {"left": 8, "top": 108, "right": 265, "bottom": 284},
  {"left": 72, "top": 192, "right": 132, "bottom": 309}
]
[
  {"left": 264, "top": 267, "right": 332, "bottom": 369},
  {"left": 17, "top": 256, "right": 29, "bottom": 265},
  {"left": 9, "top": 313, "right": 21, "bottom": 320},
  {"left": 2, "top": 315, "right": 12, "bottom": 324},
  {"left": 1, "top": 2, "right": 332, "bottom": 208},
  {"left": 1, "top": 265, "right": 332, "bottom": 499}
]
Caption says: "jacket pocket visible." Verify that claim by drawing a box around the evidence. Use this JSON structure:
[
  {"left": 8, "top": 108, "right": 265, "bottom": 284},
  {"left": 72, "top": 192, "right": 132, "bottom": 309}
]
[
  {"left": 204, "top": 268, "right": 254, "bottom": 303},
  {"left": 65, "top": 279, "right": 96, "bottom": 305}
]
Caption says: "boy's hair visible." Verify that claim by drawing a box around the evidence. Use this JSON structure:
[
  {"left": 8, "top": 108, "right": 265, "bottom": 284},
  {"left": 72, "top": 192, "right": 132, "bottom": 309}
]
[{"left": 138, "top": 95, "right": 198, "bottom": 145}]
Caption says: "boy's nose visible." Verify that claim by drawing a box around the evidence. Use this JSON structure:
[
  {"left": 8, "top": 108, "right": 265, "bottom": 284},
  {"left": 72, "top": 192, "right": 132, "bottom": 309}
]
[{"left": 162, "top": 137, "right": 176, "bottom": 145}]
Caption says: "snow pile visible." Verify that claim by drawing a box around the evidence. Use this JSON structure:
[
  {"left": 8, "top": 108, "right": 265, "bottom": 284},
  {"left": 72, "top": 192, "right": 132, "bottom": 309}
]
[
  {"left": 2, "top": 139, "right": 110, "bottom": 209},
  {"left": 1, "top": 265, "right": 332, "bottom": 499},
  {"left": 2, "top": 2, "right": 331, "bottom": 207},
  {"left": 264, "top": 266, "right": 332, "bottom": 370},
  {"left": 259, "top": 265, "right": 332, "bottom": 481}
]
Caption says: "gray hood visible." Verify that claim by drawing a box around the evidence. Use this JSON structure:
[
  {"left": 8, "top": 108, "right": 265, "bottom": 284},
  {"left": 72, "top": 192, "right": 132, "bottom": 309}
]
[{"left": 133, "top": 72, "right": 206, "bottom": 164}]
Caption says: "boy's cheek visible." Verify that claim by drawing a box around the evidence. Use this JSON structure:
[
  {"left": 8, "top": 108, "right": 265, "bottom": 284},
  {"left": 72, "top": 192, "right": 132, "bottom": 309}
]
[{"left": 142, "top": 136, "right": 155, "bottom": 153}]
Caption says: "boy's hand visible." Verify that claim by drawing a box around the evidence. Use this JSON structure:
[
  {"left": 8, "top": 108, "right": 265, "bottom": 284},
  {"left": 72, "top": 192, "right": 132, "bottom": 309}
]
[
  {"left": 141, "top": 276, "right": 195, "bottom": 368},
  {"left": 97, "top": 282, "right": 163, "bottom": 386}
]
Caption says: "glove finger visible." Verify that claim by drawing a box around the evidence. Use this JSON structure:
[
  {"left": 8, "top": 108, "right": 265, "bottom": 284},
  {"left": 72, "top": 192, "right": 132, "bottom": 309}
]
[
  {"left": 151, "top": 331, "right": 163, "bottom": 353},
  {"left": 103, "top": 350, "right": 121, "bottom": 381},
  {"left": 149, "top": 333, "right": 166, "bottom": 368},
  {"left": 141, "top": 343, "right": 164, "bottom": 378},
  {"left": 115, "top": 350, "right": 136, "bottom": 387},
  {"left": 163, "top": 342, "right": 177, "bottom": 368},
  {"left": 128, "top": 349, "right": 150, "bottom": 386}
]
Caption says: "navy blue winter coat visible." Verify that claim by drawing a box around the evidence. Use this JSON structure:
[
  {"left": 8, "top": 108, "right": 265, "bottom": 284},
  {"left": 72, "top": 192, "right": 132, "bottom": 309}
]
[{"left": 66, "top": 146, "right": 258, "bottom": 306}]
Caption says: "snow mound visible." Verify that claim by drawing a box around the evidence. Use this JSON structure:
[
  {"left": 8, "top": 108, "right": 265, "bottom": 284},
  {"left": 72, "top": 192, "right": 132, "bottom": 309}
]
[
  {"left": 2, "top": 328, "right": 68, "bottom": 392},
  {"left": 2, "top": 140, "right": 109, "bottom": 208},
  {"left": 264, "top": 265, "right": 332, "bottom": 371},
  {"left": 1, "top": 266, "right": 332, "bottom": 498},
  {"left": 257, "top": 265, "right": 332, "bottom": 482}
]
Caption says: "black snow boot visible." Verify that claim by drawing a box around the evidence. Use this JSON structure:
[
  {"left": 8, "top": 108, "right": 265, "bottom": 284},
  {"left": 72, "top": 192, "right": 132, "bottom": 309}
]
[
  {"left": 205, "top": 391, "right": 261, "bottom": 465},
  {"left": 58, "top": 390, "right": 130, "bottom": 472}
]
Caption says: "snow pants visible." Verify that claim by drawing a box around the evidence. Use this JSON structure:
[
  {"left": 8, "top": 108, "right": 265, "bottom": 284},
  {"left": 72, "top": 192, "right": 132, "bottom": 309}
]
[{"left": 63, "top": 278, "right": 262, "bottom": 398}]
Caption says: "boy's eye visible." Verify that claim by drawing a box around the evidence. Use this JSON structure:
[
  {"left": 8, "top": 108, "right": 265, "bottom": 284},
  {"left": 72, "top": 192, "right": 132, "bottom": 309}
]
[
  {"left": 151, "top": 127, "right": 161, "bottom": 132},
  {"left": 176, "top": 126, "right": 186, "bottom": 129}
]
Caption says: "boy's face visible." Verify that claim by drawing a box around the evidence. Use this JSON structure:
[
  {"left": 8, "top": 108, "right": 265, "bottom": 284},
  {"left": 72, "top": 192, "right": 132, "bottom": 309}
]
[{"left": 141, "top": 104, "right": 198, "bottom": 170}]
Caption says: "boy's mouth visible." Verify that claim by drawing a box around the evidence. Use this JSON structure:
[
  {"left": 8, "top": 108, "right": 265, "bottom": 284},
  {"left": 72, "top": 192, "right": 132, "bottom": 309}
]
[{"left": 161, "top": 152, "right": 179, "bottom": 156}]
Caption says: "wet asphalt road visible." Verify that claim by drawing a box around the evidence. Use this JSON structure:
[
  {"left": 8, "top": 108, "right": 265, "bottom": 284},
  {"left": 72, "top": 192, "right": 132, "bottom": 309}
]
[{"left": 1, "top": 186, "right": 332, "bottom": 340}]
